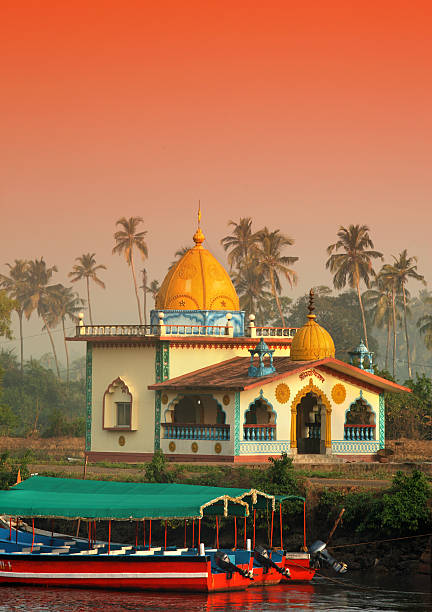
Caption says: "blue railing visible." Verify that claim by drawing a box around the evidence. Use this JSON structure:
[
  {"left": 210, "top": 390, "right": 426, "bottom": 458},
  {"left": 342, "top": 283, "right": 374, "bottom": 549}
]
[
  {"left": 344, "top": 425, "right": 376, "bottom": 441},
  {"left": 162, "top": 423, "right": 230, "bottom": 441},
  {"left": 307, "top": 424, "right": 321, "bottom": 439},
  {"left": 243, "top": 425, "right": 276, "bottom": 441}
]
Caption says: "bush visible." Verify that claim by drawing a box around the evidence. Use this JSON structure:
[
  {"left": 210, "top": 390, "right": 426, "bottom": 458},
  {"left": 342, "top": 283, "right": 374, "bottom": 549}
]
[
  {"left": 143, "top": 450, "right": 173, "bottom": 483},
  {"left": 381, "top": 470, "right": 431, "bottom": 532},
  {"left": 0, "top": 451, "right": 30, "bottom": 490}
]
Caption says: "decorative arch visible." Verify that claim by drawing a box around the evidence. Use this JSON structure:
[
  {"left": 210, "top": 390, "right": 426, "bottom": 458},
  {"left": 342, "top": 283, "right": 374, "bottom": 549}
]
[
  {"left": 103, "top": 377, "right": 134, "bottom": 430},
  {"left": 244, "top": 390, "right": 276, "bottom": 425},
  {"left": 344, "top": 395, "right": 376, "bottom": 440},
  {"left": 165, "top": 393, "right": 226, "bottom": 425},
  {"left": 289, "top": 378, "right": 332, "bottom": 449}
]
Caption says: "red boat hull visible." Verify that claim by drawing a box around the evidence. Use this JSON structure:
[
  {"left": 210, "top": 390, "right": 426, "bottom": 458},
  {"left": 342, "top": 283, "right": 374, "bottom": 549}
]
[{"left": 0, "top": 554, "right": 252, "bottom": 593}]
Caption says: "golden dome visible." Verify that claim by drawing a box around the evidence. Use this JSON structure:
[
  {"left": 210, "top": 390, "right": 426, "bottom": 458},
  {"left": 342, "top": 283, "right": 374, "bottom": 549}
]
[
  {"left": 290, "top": 290, "right": 335, "bottom": 361},
  {"left": 155, "top": 223, "right": 240, "bottom": 311}
]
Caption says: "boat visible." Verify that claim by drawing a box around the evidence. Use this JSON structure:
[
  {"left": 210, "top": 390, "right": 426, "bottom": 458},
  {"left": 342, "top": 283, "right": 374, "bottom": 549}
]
[{"left": 0, "top": 476, "right": 344, "bottom": 592}]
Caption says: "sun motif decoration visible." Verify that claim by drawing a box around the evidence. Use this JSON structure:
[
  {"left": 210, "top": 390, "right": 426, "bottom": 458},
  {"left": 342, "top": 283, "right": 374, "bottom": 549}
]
[
  {"left": 331, "top": 383, "right": 347, "bottom": 404},
  {"left": 275, "top": 383, "right": 290, "bottom": 404},
  {"left": 214, "top": 443, "right": 222, "bottom": 454},
  {"left": 191, "top": 442, "right": 198, "bottom": 453},
  {"left": 168, "top": 441, "right": 176, "bottom": 452}
]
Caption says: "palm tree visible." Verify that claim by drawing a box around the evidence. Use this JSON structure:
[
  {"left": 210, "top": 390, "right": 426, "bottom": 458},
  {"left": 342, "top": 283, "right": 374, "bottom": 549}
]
[
  {"left": 254, "top": 228, "right": 298, "bottom": 327},
  {"left": 364, "top": 271, "right": 402, "bottom": 371},
  {"left": 68, "top": 253, "right": 106, "bottom": 325},
  {"left": 221, "top": 218, "right": 258, "bottom": 271},
  {"left": 22, "top": 258, "right": 61, "bottom": 377},
  {"left": 417, "top": 296, "right": 432, "bottom": 350},
  {"left": 146, "top": 280, "right": 160, "bottom": 306},
  {"left": 379, "top": 251, "right": 425, "bottom": 378},
  {"left": 48, "top": 285, "right": 84, "bottom": 384},
  {"left": 112, "top": 217, "right": 148, "bottom": 324},
  {"left": 326, "top": 225, "right": 383, "bottom": 349},
  {"left": 169, "top": 246, "right": 191, "bottom": 269},
  {"left": 233, "top": 262, "right": 272, "bottom": 323},
  {"left": 0, "top": 259, "right": 29, "bottom": 372}
]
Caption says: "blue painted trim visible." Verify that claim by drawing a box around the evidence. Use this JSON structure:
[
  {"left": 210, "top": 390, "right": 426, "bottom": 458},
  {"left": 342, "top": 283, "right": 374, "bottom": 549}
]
[
  {"left": 234, "top": 392, "right": 241, "bottom": 455},
  {"left": 379, "top": 393, "right": 385, "bottom": 449}
]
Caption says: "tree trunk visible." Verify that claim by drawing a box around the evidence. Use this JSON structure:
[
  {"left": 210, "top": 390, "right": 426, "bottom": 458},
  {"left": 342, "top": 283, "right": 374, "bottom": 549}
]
[
  {"left": 391, "top": 284, "right": 397, "bottom": 378},
  {"left": 62, "top": 318, "right": 70, "bottom": 386},
  {"left": 402, "top": 285, "right": 411, "bottom": 378},
  {"left": 18, "top": 309, "right": 24, "bottom": 374},
  {"left": 42, "top": 315, "right": 61, "bottom": 378},
  {"left": 130, "top": 254, "right": 143, "bottom": 325},
  {"left": 385, "top": 315, "right": 390, "bottom": 371},
  {"left": 86, "top": 277, "right": 93, "bottom": 325},
  {"left": 270, "top": 270, "right": 285, "bottom": 327},
  {"left": 356, "top": 279, "right": 369, "bottom": 349}
]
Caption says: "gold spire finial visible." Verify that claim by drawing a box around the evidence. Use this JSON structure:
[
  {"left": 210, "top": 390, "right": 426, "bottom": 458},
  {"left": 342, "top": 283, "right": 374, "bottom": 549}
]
[
  {"left": 307, "top": 288, "right": 316, "bottom": 319},
  {"left": 193, "top": 201, "right": 205, "bottom": 246}
]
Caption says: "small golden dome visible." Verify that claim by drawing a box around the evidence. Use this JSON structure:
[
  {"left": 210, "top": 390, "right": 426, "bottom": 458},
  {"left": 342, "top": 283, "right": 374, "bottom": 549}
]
[
  {"left": 290, "top": 290, "right": 335, "bottom": 361},
  {"left": 156, "top": 220, "right": 240, "bottom": 311}
]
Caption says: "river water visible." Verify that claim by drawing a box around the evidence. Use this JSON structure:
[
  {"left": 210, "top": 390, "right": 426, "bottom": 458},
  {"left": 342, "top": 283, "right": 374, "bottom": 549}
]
[{"left": 0, "top": 575, "right": 431, "bottom": 611}]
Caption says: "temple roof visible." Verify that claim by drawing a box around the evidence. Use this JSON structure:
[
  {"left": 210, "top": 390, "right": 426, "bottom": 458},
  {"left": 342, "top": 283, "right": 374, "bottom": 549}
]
[
  {"left": 155, "top": 216, "right": 240, "bottom": 311},
  {"left": 149, "top": 356, "right": 411, "bottom": 393}
]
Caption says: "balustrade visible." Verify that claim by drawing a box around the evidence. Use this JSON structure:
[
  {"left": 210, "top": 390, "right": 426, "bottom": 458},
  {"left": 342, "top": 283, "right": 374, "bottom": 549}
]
[
  {"left": 255, "top": 327, "right": 298, "bottom": 338},
  {"left": 164, "top": 325, "right": 228, "bottom": 336},
  {"left": 243, "top": 424, "right": 276, "bottom": 441},
  {"left": 161, "top": 423, "right": 230, "bottom": 441},
  {"left": 344, "top": 424, "right": 376, "bottom": 441}
]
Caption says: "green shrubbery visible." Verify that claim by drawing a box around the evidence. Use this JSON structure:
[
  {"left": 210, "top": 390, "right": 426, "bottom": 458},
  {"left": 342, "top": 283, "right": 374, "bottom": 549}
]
[
  {"left": 317, "top": 469, "right": 431, "bottom": 535},
  {"left": 0, "top": 451, "right": 31, "bottom": 490},
  {"left": 0, "top": 351, "right": 85, "bottom": 438}
]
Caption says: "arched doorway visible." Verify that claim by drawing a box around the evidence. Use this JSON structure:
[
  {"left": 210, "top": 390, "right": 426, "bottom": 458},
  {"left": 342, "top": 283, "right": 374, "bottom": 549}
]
[
  {"left": 290, "top": 381, "right": 332, "bottom": 454},
  {"left": 296, "top": 392, "right": 325, "bottom": 454}
]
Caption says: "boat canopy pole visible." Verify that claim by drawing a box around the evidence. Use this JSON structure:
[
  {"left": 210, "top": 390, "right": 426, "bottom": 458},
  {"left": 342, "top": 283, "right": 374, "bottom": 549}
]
[
  {"left": 108, "top": 520, "right": 111, "bottom": 554},
  {"left": 234, "top": 517, "right": 237, "bottom": 550},
  {"left": 135, "top": 521, "right": 138, "bottom": 548},
  {"left": 303, "top": 501, "right": 306, "bottom": 549},
  {"left": 270, "top": 510, "right": 274, "bottom": 548},
  {"left": 164, "top": 521, "right": 167, "bottom": 549},
  {"left": 15, "top": 517, "right": 18, "bottom": 545},
  {"left": 253, "top": 510, "right": 256, "bottom": 549},
  {"left": 279, "top": 504, "right": 283, "bottom": 550},
  {"left": 149, "top": 519, "right": 152, "bottom": 549},
  {"left": 31, "top": 518, "right": 35, "bottom": 552},
  {"left": 192, "top": 519, "right": 195, "bottom": 548},
  {"left": 184, "top": 520, "right": 187, "bottom": 548},
  {"left": 216, "top": 516, "right": 219, "bottom": 548},
  {"left": 9, "top": 517, "right": 11, "bottom": 540},
  {"left": 243, "top": 516, "right": 246, "bottom": 548},
  {"left": 198, "top": 518, "right": 201, "bottom": 547}
]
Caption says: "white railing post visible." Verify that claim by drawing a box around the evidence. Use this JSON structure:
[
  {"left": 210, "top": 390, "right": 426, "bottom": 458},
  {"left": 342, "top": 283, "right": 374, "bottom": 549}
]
[
  {"left": 248, "top": 314, "right": 256, "bottom": 338},
  {"left": 158, "top": 312, "right": 166, "bottom": 336},
  {"left": 78, "top": 312, "right": 85, "bottom": 335},
  {"left": 225, "top": 313, "right": 234, "bottom": 337}
]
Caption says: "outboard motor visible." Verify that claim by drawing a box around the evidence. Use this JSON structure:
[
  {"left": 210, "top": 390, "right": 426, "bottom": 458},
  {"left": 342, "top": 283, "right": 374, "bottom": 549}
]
[
  {"left": 254, "top": 545, "right": 290, "bottom": 578},
  {"left": 214, "top": 551, "right": 254, "bottom": 580},
  {"left": 308, "top": 540, "right": 347, "bottom": 573}
]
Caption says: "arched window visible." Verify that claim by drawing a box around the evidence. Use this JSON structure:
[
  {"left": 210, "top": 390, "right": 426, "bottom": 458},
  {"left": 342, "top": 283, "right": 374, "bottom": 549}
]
[
  {"left": 243, "top": 395, "right": 276, "bottom": 440},
  {"left": 344, "top": 398, "right": 375, "bottom": 440},
  {"left": 103, "top": 378, "right": 134, "bottom": 430}
]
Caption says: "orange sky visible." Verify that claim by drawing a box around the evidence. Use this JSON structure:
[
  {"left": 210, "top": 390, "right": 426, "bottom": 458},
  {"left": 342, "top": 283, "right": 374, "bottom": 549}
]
[{"left": 1, "top": 1, "right": 431, "bottom": 358}]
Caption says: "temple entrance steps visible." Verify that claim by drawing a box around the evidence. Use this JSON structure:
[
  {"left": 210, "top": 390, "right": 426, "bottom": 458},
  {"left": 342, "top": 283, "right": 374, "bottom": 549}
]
[{"left": 292, "top": 454, "right": 345, "bottom": 464}]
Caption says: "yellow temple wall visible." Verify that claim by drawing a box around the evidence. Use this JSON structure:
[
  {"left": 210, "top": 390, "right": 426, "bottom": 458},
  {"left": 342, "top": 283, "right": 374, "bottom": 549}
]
[{"left": 91, "top": 345, "right": 157, "bottom": 454}]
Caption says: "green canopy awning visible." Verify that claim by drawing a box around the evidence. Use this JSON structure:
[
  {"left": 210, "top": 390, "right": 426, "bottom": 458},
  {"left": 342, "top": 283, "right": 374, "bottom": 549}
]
[{"left": 0, "top": 477, "right": 253, "bottom": 521}]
